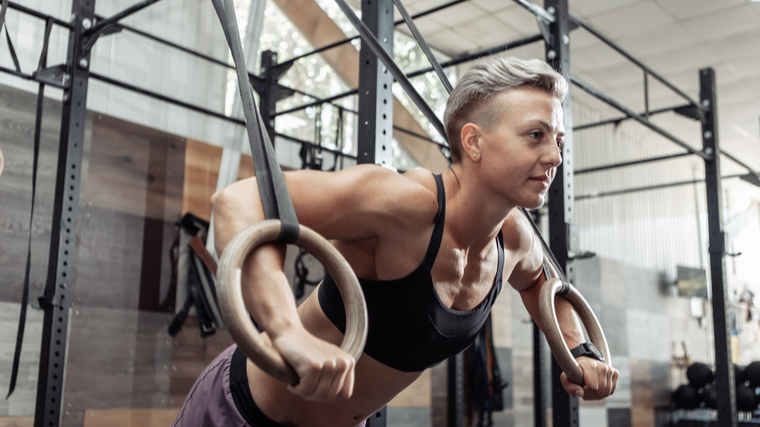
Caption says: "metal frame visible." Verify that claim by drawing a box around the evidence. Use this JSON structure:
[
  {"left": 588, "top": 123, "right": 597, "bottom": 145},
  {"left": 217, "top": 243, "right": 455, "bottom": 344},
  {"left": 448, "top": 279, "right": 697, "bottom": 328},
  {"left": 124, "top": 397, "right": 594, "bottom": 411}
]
[
  {"left": 545, "top": 7, "right": 758, "bottom": 427},
  {"left": 32, "top": 1, "right": 94, "bottom": 425},
  {"left": 357, "top": 0, "right": 394, "bottom": 167},
  {"left": 700, "top": 68, "right": 737, "bottom": 427},
  {"left": 543, "top": 1, "right": 580, "bottom": 426}
]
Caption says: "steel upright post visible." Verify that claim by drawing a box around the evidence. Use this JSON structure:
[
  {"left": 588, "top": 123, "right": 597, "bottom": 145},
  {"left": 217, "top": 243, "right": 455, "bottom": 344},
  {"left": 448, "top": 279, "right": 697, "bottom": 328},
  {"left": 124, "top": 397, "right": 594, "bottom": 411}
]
[
  {"left": 260, "top": 50, "right": 279, "bottom": 146},
  {"left": 533, "top": 323, "right": 551, "bottom": 427},
  {"left": 700, "top": 67, "right": 737, "bottom": 427},
  {"left": 543, "top": 0, "right": 578, "bottom": 426},
  {"left": 356, "top": 0, "right": 394, "bottom": 167},
  {"left": 34, "top": 0, "right": 94, "bottom": 426},
  {"left": 355, "top": 1, "right": 392, "bottom": 425}
]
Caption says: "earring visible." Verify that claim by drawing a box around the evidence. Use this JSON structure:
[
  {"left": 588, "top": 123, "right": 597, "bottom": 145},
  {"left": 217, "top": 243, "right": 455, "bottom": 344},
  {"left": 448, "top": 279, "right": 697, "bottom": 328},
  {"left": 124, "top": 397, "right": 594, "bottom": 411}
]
[{"left": 473, "top": 153, "right": 478, "bottom": 158}]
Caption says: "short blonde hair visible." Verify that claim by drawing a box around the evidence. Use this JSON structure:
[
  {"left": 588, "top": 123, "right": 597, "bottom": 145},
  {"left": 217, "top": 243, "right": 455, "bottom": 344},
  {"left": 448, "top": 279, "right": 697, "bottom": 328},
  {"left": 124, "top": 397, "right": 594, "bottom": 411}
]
[{"left": 443, "top": 57, "right": 567, "bottom": 162}]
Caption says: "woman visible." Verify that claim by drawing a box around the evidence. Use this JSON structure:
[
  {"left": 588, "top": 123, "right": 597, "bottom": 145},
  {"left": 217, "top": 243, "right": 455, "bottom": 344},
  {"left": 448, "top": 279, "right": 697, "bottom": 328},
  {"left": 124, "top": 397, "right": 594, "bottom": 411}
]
[{"left": 172, "top": 57, "right": 619, "bottom": 427}]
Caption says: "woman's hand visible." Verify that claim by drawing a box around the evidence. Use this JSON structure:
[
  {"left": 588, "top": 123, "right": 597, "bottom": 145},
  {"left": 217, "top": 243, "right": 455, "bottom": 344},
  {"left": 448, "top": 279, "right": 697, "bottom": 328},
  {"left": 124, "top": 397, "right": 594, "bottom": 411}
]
[
  {"left": 560, "top": 357, "right": 619, "bottom": 400},
  {"left": 271, "top": 327, "right": 356, "bottom": 402}
]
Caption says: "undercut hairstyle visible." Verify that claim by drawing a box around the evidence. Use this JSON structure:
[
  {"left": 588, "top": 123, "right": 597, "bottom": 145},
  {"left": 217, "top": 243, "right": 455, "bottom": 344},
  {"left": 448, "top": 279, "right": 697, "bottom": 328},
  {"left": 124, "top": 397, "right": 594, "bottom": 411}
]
[{"left": 443, "top": 57, "right": 568, "bottom": 162}]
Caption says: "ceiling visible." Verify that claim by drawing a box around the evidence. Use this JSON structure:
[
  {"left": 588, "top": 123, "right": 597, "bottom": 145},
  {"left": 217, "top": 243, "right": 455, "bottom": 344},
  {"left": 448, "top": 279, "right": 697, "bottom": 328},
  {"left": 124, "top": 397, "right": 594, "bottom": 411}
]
[{"left": 392, "top": 0, "right": 760, "bottom": 181}]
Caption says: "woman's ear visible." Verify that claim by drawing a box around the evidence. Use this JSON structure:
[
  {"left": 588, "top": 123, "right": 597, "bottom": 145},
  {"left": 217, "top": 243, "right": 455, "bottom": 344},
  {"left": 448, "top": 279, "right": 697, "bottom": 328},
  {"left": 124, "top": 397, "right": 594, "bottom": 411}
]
[{"left": 460, "top": 123, "right": 481, "bottom": 161}]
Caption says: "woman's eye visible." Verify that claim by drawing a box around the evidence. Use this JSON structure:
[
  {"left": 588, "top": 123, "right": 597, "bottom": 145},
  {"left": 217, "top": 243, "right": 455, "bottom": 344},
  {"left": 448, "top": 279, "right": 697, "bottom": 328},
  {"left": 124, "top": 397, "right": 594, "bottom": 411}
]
[
  {"left": 529, "top": 131, "right": 542, "bottom": 139},
  {"left": 556, "top": 139, "right": 564, "bottom": 148}
]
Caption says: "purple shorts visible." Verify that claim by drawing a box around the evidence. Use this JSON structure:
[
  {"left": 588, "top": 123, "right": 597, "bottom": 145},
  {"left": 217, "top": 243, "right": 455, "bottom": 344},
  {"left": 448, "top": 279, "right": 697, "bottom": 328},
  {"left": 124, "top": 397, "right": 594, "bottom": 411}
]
[{"left": 172, "top": 344, "right": 367, "bottom": 427}]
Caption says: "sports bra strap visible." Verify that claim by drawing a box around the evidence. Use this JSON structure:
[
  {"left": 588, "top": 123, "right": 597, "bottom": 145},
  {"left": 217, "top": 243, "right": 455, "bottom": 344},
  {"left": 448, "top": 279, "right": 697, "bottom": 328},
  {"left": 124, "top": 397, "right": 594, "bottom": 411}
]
[{"left": 423, "top": 174, "right": 446, "bottom": 270}]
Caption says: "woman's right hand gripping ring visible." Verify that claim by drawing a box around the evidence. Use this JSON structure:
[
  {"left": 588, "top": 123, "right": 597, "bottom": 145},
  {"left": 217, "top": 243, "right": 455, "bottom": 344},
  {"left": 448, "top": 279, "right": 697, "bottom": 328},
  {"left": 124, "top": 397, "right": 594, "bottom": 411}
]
[{"left": 216, "top": 220, "right": 369, "bottom": 385}]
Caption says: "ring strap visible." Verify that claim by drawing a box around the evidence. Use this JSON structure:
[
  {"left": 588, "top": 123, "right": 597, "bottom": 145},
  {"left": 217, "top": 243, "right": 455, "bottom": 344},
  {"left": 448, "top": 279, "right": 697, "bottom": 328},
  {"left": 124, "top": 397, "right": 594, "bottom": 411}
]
[{"left": 211, "top": 0, "right": 299, "bottom": 244}]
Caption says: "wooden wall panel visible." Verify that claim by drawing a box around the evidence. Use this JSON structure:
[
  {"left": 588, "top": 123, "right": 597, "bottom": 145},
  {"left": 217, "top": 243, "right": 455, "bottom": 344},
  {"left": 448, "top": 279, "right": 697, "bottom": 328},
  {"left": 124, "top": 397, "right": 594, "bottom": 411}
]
[
  {"left": 73, "top": 113, "right": 185, "bottom": 311},
  {"left": 0, "top": 84, "right": 70, "bottom": 303},
  {"left": 181, "top": 138, "right": 254, "bottom": 222},
  {"left": 85, "top": 114, "right": 184, "bottom": 222},
  {"left": 60, "top": 306, "right": 234, "bottom": 427},
  {"left": 0, "top": 81, "right": 191, "bottom": 311}
]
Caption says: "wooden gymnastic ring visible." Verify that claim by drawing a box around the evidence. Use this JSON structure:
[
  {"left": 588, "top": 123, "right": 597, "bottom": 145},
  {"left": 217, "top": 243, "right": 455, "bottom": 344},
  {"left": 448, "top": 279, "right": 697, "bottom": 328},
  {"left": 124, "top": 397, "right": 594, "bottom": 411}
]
[
  {"left": 0, "top": 147, "right": 4, "bottom": 177},
  {"left": 216, "top": 219, "right": 368, "bottom": 385},
  {"left": 538, "top": 278, "right": 612, "bottom": 386}
]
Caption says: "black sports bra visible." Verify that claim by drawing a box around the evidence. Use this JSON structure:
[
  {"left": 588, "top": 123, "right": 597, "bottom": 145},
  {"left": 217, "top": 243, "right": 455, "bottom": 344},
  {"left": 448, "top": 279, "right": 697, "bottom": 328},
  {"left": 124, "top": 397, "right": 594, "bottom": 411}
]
[{"left": 318, "top": 174, "right": 504, "bottom": 372}]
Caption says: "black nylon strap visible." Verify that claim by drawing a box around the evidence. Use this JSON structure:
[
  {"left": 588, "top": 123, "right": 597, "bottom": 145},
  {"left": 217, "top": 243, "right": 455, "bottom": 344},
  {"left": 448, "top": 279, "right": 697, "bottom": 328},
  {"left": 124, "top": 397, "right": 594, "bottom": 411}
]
[
  {"left": 0, "top": 0, "right": 8, "bottom": 37},
  {"left": 35, "top": 18, "right": 54, "bottom": 73},
  {"left": 7, "top": 18, "right": 55, "bottom": 399},
  {"left": 1, "top": 0, "right": 21, "bottom": 73},
  {"left": 4, "top": 28, "right": 21, "bottom": 74},
  {"left": 7, "top": 84, "right": 44, "bottom": 400},
  {"left": 211, "top": 0, "right": 299, "bottom": 243}
]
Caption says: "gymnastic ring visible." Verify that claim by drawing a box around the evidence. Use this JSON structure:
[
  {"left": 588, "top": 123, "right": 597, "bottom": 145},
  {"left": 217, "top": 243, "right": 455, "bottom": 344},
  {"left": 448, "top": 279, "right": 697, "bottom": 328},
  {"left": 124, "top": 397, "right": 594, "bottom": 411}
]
[
  {"left": 0, "top": 147, "right": 4, "bottom": 178},
  {"left": 538, "top": 277, "right": 612, "bottom": 386},
  {"left": 217, "top": 219, "right": 368, "bottom": 385}
]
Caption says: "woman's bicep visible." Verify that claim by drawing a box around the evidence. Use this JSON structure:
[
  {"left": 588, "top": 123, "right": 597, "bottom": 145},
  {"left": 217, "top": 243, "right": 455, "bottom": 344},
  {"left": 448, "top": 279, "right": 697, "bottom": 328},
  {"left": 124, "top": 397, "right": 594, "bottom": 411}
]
[
  {"left": 285, "top": 166, "right": 397, "bottom": 240},
  {"left": 211, "top": 165, "right": 400, "bottom": 251}
]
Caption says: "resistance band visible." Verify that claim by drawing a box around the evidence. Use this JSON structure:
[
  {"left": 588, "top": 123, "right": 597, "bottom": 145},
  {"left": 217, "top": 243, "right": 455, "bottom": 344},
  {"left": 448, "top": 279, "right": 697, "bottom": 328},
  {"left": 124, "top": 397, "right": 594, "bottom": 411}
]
[{"left": 211, "top": 0, "right": 299, "bottom": 244}]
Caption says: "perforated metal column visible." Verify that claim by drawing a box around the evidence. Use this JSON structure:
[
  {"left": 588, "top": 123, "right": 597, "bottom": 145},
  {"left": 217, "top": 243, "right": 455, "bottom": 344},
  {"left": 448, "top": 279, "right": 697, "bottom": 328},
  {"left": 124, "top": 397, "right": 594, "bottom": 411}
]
[
  {"left": 357, "top": 0, "right": 394, "bottom": 167},
  {"left": 700, "top": 67, "right": 737, "bottom": 427},
  {"left": 543, "top": 0, "right": 578, "bottom": 425},
  {"left": 34, "top": 1, "right": 94, "bottom": 426}
]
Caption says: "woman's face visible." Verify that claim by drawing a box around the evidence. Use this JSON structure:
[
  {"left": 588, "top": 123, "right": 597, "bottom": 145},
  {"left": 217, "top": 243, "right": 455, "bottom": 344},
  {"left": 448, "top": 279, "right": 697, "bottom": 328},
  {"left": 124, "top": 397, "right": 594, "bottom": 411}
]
[{"left": 476, "top": 86, "right": 565, "bottom": 209}]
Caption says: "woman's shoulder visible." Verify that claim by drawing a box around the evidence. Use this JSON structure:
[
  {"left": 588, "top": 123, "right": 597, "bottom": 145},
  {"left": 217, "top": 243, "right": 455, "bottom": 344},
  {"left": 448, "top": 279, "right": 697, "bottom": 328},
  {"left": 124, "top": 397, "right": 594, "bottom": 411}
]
[
  {"left": 338, "top": 165, "right": 439, "bottom": 227},
  {"left": 500, "top": 209, "right": 537, "bottom": 255}
]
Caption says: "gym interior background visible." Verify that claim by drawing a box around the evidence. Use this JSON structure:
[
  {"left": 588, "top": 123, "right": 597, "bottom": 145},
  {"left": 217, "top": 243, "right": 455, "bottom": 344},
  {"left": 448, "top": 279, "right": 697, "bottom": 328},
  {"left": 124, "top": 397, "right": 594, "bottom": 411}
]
[{"left": 1, "top": 0, "right": 759, "bottom": 426}]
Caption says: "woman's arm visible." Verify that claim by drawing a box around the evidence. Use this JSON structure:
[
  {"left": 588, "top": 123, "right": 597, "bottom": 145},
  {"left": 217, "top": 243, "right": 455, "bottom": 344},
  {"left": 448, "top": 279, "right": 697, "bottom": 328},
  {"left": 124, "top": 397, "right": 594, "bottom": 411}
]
[
  {"left": 210, "top": 165, "right": 433, "bottom": 401},
  {"left": 504, "top": 211, "right": 618, "bottom": 400}
]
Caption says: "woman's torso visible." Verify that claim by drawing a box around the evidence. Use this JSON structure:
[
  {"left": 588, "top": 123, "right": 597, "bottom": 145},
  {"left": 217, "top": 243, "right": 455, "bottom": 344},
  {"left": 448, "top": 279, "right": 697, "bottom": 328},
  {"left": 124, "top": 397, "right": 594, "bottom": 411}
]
[{"left": 247, "top": 171, "right": 522, "bottom": 427}]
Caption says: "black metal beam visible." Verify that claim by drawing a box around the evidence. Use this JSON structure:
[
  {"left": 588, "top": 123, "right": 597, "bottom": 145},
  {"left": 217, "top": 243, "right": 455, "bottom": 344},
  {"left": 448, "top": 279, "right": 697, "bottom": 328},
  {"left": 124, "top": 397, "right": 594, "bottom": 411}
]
[
  {"left": 34, "top": 1, "right": 93, "bottom": 426},
  {"left": 89, "top": 71, "right": 245, "bottom": 126},
  {"left": 574, "top": 152, "right": 695, "bottom": 175},
  {"left": 260, "top": 50, "right": 280, "bottom": 145},
  {"left": 97, "top": 16, "right": 233, "bottom": 69},
  {"left": 534, "top": 322, "right": 550, "bottom": 427},
  {"left": 0, "top": 65, "right": 66, "bottom": 89},
  {"left": 570, "top": 74, "right": 709, "bottom": 160},
  {"left": 86, "top": 0, "right": 162, "bottom": 35},
  {"left": 392, "top": 125, "right": 445, "bottom": 147},
  {"left": 289, "top": 86, "right": 358, "bottom": 113},
  {"left": 447, "top": 354, "right": 464, "bottom": 427},
  {"left": 2, "top": 0, "right": 73, "bottom": 28},
  {"left": 515, "top": 0, "right": 555, "bottom": 23},
  {"left": 721, "top": 150, "right": 760, "bottom": 179},
  {"left": 568, "top": 12, "right": 702, "bottom": 111},
  {"left": 405, "top": 33, "right": 543, "bottom": 80},
  {"left": 274, "top": 88, "right": 359, "bottom": 117},
  {"left": 574, "top": 174, "right": 745, "bottom": 201},
  {"left": 275, "top": 132, "right": 357, "bottom": 161},
  {"left": 356, "top": 0, "right": 394, "bottom": 166},
  {"left": 279, "top": 0, "right": 469, "bottom": 67},
  {"left": 544, "top": 0, "right": 578, "bottom": 426},
  {"left": 700, "top": 67, "right": 737, "bottom": 427},
  {"left": 572, "top": 104, "right": 691, "bottom": 131}
]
